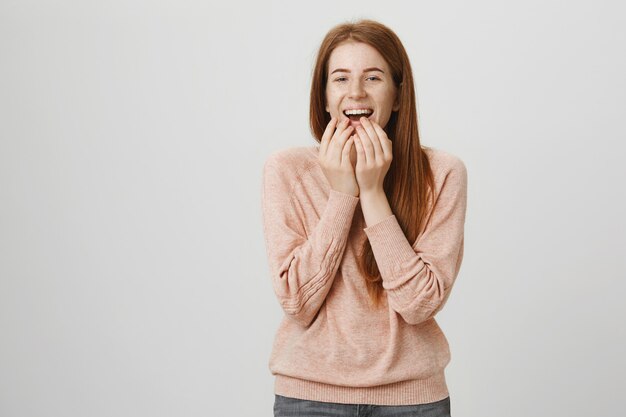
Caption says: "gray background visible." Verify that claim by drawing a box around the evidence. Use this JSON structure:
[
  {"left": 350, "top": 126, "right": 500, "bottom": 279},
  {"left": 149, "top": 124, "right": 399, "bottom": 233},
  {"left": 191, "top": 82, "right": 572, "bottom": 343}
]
[{"left": 1, "top": 0, "right": 625, "bottom": 416}]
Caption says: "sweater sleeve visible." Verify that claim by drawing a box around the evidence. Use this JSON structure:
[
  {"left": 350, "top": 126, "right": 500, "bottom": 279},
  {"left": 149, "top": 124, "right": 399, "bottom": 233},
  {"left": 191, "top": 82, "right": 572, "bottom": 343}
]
[
  {"left": 363, "top": 157, "right": 468, "bottom": 325},
  {"left": 261, "top": 153, "right": 359, "bottom": 328}
]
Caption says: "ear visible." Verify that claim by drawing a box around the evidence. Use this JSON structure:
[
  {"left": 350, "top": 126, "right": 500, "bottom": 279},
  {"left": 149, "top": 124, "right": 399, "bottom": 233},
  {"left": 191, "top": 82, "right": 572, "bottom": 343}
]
[{"left": 392, "top": 91, "right": 400, "bottom": 112}]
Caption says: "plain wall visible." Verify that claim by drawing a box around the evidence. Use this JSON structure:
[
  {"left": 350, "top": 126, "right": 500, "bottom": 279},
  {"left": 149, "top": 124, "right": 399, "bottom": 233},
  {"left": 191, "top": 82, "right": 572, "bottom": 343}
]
[{"left": 1, "top": 0, "right": 625, "bottom": 416}]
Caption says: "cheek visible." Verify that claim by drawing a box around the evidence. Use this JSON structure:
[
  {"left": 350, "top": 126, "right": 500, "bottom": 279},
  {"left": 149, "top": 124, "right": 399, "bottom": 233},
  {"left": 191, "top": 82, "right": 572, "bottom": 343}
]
[
  {"left": 325, "top": 94, "right": 336, "bottom": 108},
  {"left": 326, "top": 90, "right": 340, "bottom": 103},
  {"left": 328, "top": 98, "right": 343, "bottom": 113}
]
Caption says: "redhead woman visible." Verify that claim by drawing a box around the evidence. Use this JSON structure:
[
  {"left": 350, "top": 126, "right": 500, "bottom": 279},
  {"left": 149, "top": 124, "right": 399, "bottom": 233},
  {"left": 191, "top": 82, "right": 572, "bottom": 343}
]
[{"left": 262, "top": 18, "right": 467, "bottom": 417}]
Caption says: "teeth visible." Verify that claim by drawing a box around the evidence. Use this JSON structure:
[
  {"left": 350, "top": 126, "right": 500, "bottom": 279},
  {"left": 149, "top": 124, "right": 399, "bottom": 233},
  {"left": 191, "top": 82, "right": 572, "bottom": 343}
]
[{"left": 344, "top": 109, "right": 373, "bottom": 116}]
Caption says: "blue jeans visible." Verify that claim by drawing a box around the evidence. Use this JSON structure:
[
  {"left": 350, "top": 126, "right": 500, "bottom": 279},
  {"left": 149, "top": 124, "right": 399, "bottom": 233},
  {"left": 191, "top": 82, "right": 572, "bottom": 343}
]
[{"left": 274, "top": 394, "right": 451, "bottom": 417}]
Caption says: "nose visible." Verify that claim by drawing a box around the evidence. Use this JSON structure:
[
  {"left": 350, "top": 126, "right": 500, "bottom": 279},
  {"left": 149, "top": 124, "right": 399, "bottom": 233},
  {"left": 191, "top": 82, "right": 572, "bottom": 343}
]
[{"left": 348, "top": 78, "right": 367, "bottom": 99}]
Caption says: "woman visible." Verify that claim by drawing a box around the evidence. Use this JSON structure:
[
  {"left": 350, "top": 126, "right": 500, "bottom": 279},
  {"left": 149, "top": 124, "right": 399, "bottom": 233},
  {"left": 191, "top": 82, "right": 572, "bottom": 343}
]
[{"left": 262, "top": 18, "right": 467, "bottom": 417}]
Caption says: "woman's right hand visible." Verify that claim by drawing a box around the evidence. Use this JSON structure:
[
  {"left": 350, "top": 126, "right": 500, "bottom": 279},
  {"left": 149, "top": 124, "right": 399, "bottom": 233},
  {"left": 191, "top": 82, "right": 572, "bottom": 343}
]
[{"left": 319, "top": 117, "right": 359, "bottom": 197}]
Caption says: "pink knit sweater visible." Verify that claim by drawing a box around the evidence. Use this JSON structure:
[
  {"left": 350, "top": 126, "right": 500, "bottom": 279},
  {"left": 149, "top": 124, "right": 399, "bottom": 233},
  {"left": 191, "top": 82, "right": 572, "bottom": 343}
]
[{"left": 261, "top": 144, "right": 467, "bottom": 406}]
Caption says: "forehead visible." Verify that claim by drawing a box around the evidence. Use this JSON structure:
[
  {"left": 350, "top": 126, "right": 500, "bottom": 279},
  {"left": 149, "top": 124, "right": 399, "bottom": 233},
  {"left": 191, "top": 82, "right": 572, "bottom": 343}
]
[{"left": 327, "top": 41, "right": 389, "bottom": 72}]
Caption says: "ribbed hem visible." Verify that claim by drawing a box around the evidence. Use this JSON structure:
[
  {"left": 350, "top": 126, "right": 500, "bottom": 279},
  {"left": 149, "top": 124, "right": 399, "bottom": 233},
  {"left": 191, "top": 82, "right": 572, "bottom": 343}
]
[{"left": 274, "top": 372, "right": 449, "bottom": 406}]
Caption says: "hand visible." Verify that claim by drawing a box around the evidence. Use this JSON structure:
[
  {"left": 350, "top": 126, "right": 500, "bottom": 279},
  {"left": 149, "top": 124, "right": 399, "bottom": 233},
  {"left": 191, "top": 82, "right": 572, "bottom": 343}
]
[
  {"left": 319, "top": 117, "right": 359, "bottom": 197},
  {"left": 352, "top": 117, "right": 393, "bottom": 194}
]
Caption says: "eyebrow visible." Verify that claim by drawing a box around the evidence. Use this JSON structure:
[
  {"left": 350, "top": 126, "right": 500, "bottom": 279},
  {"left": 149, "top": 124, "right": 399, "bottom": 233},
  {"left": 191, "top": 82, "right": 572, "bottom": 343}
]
[{"left": 330, "top": 67, "right": 385, "bottom": 74}]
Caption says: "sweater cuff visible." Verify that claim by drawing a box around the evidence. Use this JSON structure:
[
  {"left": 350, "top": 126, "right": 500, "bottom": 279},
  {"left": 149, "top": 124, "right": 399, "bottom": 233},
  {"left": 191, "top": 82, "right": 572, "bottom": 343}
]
[
  {"left": 363, "top": 214, "right": 417, "bottom": 276},
  {"left": 318, "top": 189, "right": 360, "bottom": 242}
]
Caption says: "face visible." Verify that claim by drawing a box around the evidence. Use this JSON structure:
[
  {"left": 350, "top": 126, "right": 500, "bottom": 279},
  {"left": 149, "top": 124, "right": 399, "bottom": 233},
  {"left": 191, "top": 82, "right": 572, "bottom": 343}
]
[{"left": 325, "top": 41, "right": 400, "bottom": 130}]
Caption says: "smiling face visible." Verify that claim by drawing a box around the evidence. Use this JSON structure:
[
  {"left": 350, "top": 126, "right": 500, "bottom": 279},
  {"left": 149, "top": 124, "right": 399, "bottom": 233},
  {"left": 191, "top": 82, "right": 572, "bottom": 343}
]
[{"left": 325, "top": 41, "right": 400, "bottom": 130}]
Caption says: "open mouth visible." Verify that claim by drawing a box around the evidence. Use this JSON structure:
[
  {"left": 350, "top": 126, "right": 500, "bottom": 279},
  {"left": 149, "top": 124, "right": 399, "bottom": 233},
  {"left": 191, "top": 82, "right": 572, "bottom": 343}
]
[{"left": 343, "top": 109, "right": 374, "bottom": 122}]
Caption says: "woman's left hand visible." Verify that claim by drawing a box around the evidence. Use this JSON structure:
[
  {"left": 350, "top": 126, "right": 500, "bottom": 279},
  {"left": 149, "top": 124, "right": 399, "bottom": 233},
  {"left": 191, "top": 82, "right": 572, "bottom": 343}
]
[{"left": 352, "top": 117, "right": 393, "bottom": 194}]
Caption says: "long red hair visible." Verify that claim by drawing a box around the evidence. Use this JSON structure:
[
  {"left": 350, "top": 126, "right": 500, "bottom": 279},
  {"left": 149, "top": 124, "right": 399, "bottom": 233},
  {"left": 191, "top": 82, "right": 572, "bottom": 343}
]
[{"left": 309, "top": 19, "right": 436, "bottom": 308}]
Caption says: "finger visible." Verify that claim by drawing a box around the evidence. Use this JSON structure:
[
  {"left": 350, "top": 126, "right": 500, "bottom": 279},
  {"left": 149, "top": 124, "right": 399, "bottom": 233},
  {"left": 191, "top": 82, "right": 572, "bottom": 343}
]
[
  {"left": 335, "top": 118, "right": 350, "bottom": 137},
  {"left": 352, "top": 134, "right": 366, "bottom": 170},
  {"left": 320, "top": 117, "right": 338, "bottom": 156},
  {"left": 360, "top": 117, "right": 384, "bottom": 160},
  {"left": 341, "top": 136, "right": 353, "bottom": 166},
  {"left": 330, "top": 124, "right": 353, "bottom": 160},
  {"left": 320, "top": 117, "right": 337, "bottom": 152},
  {"left": 328, "top": 119, "right": 350, "bottom": 152},
  {"left": 370, "top": 120, "right": 392, "bottom": 160},
  {"left": 355, "top": 126, "right": 373, "bottom": 163}
]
